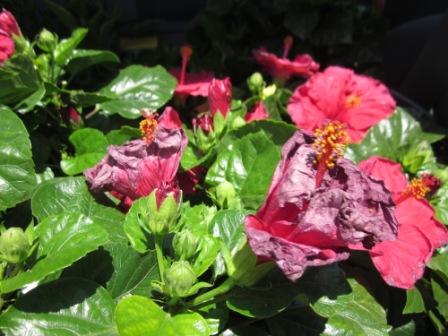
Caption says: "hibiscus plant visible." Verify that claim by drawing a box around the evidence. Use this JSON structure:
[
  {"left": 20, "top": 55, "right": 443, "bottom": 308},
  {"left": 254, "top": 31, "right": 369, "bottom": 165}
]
[{"left": 0, "top": 8, "right": 447, "bottom": 336}]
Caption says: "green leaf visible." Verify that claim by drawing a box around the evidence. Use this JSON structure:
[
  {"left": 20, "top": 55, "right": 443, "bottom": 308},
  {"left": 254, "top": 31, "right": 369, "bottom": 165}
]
[
  {"left": 106, "top": 126, "right": 140, "bottom": 145},
  {"left": 99, "top": 65, "right": 177, "bottom": 119},
  {"left": 431, "top": 279, "right": 448, "bottom": 320},
  {"left": 0, "top": 106, "right": 36, "bottom": 211},
  {"left": 206, "top": 132, "right": 280, "bottom": 210},
  {"left": 226, "top": 283, "right": 299, "bottom": 318},
  {"left": 123, "top": 196, "right": 152, "bottom": 253},
  {"left": 0, "top": 55, "right": 44, "bottom": 107},
  {"left": 389, "top": 322, "right": 416, "bottom": 336},
  {"left": 312, "top": 278, "right": 391, "bottom": 336},
  {"left": 403, "top": 288, "right": 425, "bottom": 314},
  {"left": 0, "top": 213, "right": 108, "bottom": 293},
  {"left": 54, "top": 28, "right": 88, "bottom": 66},
  {"left": 66, "top": 49, "right": 120, "bottom": 77},
  {"left": 211, "top": 209, "right": 247, "bottom": 277},
  {"left": 178, "top": 203, "right": 217, "bottom": 236},
  {"left": 432, "top": 184, "right": 448, "bottom": 225},
  {"left": 70, "top": 90, "right": 111, "bottom": 107},
  {"left": 0, "top": 278, "right": 117, "bottom": 336},
  {"left": 346, "top": 108, "right": 444, "bottom": 165},
  {"left": 115, "top": 295, "right": 210, "bottom": 336},
  {"left": 60, "top": 128, "right": 109, "bottom": 175},
  {"left": 31, "top": 177, "right": 126, "bottom": 245},
  {"left": 266, "top": 307, "right": 327, "bottom": 336},
  {"left": 429, "top": 251, "right": 448, "bottom": 282}
]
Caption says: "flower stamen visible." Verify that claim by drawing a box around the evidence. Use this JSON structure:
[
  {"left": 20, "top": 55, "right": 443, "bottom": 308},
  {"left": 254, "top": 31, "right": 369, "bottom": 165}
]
[
  {"left": 396, "top": 175, "right": 439, "bottom": 204},
  {"left": 313, "top": 121, "right": 350, "bottom": 187},
  {"left": 283, "top": 35, "right": 294, "bottom": 59},
  {"left": 180, "top": 45, "right": 192, "bottom": 85},
  {"left": 139, "top": 115, "right": 158, "bottom": 143}
]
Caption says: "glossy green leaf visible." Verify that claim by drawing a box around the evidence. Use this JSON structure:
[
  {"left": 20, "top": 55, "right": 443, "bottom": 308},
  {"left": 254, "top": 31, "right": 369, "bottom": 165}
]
[
  {"left": 99, "top": 65, "right": 177, "bottom": 119},
  {"left": 346, "top": 108, "right": 444, "bottom": 164},
  {"left": 0, "top": 278, "right": 117, "bottom": 336},
  {"left": 123, "top": 196, "right": 152, "bottom": 253},
  {"left": 54, "top": 28, "right": 88, "bottom": 66},
  {"left": 432, "top": 184, "right": 448, "bottom": 225},
  {"left": 106, "top": 126, "right": 140, "bottom": 145},
  {"left": 199, "top": 302, "right": 228, "bottom": 335},
  {"left": 115, "top": 295, "right": 210, "bottom": 336},
  {"left": 0, "top": 55, "right": 44, "bottom": 107},
  {"left": 0, "top": 213, "right": 108, "bottom": 293},
  {"left": 312, "top": 278, "right": 391, "bottom": 336},
  {"left": 403, "top": 288, "right": 425, "bottom": 314},
  {"left": 66, "top": 49, "right": 120, "bottom": 77},
  {"left": 0, "top": 106, "right": 36, "bottom": 211},
  {"left": 389, "top": 322, "right": 416, "bottom": 336},
  {"left": 31, "top": 177, "right": 126, "bottom": 245},
  {"left": 266, "top": 307, "right": 327, "bottom": 336},
  {"left": 206, "top": 132, "right": 280, "bottom": 210},
  {"left": 60, "top": 128, "right": 109, "bottom": 175},
  {"left": 431, "top": 279, "right": 448, "bottom": 320},
  {"left": 429, "top": 251, "right": 448, "bottom": 282},
  {"left": 226, "top": 283, "right": 299, "bottom": 318}
]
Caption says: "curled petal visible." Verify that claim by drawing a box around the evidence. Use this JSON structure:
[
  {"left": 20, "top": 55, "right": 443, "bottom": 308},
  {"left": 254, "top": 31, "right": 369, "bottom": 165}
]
[{"left": 245, "top": 102, "right": 269, "bottom": 123}]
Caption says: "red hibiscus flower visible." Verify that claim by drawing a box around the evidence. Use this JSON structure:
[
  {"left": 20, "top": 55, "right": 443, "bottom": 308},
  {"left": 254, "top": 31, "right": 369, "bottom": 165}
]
[
  {"left": 208, "top": 77, "right": 232, "bottom": 117},
  {"left": 358, "top": 156, "right": 448, "bottom": 289},
  {"left": 170, "top": 45, "right": 213, "bottom": 97},
  {"left": 85, "top": 108, "right": 187, "bottom": 211},
  {"left": 253, "top": 36, "right": 319, "bottom": 82},
  {"left": 245, "top": 101, "right": 269, "bottom": 123},
  {"left": 245, "top": 123, "right": 398, "bottom": 281},
  {"left": 287, "top": 66, "right": 396, "bottom": 142},
  {"left": 0, "top": 30, "right": 14, "bottom": 64},
  {"left": 0, "top": 9, "right": 21, "bottom": 37}
]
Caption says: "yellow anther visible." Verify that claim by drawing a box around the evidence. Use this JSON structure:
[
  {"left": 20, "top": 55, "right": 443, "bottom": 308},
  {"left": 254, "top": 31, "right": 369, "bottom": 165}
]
[{"left": 139, "top": 116, "right": 158, "bottom": 143}]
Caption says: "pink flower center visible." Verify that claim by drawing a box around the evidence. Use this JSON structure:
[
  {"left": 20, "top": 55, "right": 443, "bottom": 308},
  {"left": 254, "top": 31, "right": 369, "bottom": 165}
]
[
  {"left": 395, "top": 176, "right": 436, "bottom": 204},
  {"left": 345, "top": 94, "right": 362, "bottom": 109},
  {"left": 283, "top": 35, "right": 294, "bottom": 59},
  {"left": 139, "top": 115, "right": 158, "bottom": 143},
  {"left": 180, "top": 45, "right": 192, "bottom": 85},
  {"left": 313, "top": 121, "right": 350, "bottom": 187}
]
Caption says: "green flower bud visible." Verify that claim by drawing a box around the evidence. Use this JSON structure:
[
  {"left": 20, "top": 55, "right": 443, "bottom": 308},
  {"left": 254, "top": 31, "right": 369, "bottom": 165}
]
[
  {"left": 261, "top": 84, "right": 277, "bottom": 100},
  {"left": 0, "top": 228, "right": 31, "bottom": 264},
  {"left": 164, "top": 261, "right": 197, "bottom": 298},
  {"left": 211, "top": 181, "right": 241, "bottom": 209},
  {"left": 173, "top": 230, "right": 199, "bottom": 260},
  {"left": 247, "top": 72, "right": 265, "bottom": 94},
  {"left": 146, "top": 191, "right": 181, "bottom": 236},
  {"left": 37, "top": 29, "right": 57, "bottom": 52}
]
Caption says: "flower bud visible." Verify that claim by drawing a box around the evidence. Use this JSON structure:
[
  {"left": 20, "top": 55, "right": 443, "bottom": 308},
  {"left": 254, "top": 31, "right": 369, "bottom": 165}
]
[
  {"left": 0, "top": 9, "right": 21, "bottom": 37},
  {"left": 164, "top": 261, "right": 197, "bottom": 298},
  {"left": 37, "top": 29, "right": 57, "bottom": 52},
  {"left": 0, "top": 228, "right": 31, "bottom": 264},
  {"left": 247, "top": 72, "right": 264, "bottom": 94},
  {"left": 209, "top": 78, "right": 232, "bottom": 117},
  {"left": 173, "top": 230, "right": 199, "bottom": 260},
  {"left": 146, "top": 191, "right": 181, "bottom": 235},
  {"left": 261, "top": 84, "right": 277, "bottom": 100},
  {"left": 211, "top": 181, "right": 241, "bottom": 209}
]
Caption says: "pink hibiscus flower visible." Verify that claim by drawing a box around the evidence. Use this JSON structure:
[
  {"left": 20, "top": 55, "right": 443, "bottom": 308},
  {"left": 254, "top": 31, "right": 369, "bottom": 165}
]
[
  {"left": 287, "top": 66, "right": 396, "bottom": 142},
  {"left": 208, "top": 77, "right": 232, "bottom": 117},
  {"left": 253, "top": 36, "right": 319, "bottom": 82},
  {"left": 85, "top": 107, "right": 187, "bottom": 210},
  {"left": 0, "top": 9, "right": 21, "bottom": 37},
  {"left": 245, "top": 123, "right": 398, "bottom": 281},
  {"left": 358, "top": 156, "right": 448, "bottom": 289},
  {"left": 0, "top": 30, "right": 14, "bottom": 64},
  {"left": 170, "top": 45, "right": 213, "bottom": 97}
]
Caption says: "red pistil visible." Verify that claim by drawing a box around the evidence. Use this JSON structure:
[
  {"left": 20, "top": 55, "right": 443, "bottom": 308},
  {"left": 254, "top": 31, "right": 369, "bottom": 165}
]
[
  {"left": 313, "top": 121, "right": 350, "bottom": 187},
  {"left": 283, "top": 35, "right": 294, "bottom": 59},
  {"left": 180, "top": 45, "right": 192, "bottom": 85},
  {"left": 139, "top": 115, "right": 158, "bottom": 143},
  {"left": 396, "top": 174, "right": 441, "bottom": 204}
]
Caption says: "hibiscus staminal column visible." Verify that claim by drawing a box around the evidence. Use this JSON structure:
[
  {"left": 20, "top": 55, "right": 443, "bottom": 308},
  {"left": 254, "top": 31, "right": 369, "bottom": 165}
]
[
  {"left": 313, "top": 121, "right": 350, "bottom": 187},
  {"left": 179, "top": 45, "right": 192, "bottom": 86},
  {"left": 394, "top": 176, "right": 436, "bottom": 204},
  {"left": 282, "top": 35, "right": 294, "bottom": 59},
  {"left": 139, "top": 114, "right": 158, "bottom": 143}
]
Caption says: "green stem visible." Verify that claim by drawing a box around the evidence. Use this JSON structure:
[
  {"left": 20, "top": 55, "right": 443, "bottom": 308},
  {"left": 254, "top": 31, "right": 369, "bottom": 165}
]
[
  {"left": 187, "top": 277, "right": 236, "bottom": 308},
  {"left": 155, "top": 235, "right": 165, "bottom": 282},
  {"left": 85, "top": 106, "right": 100, "bottom": 120}
]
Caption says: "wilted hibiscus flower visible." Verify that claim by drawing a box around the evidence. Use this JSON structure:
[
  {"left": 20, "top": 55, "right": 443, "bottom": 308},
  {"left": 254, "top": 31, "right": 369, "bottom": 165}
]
[
  {"left": 85, "top": 107, "right": 187, "bottom": 211},
  {"left": 358, "top": 156, "right": 448, "bottom": 289},
  {"left": 170, "top": 45, "right": 213, "bottom": 97},
  {"left": 287, "top": 66, "right": 396, "bottom": 142},
  {"left": 245, "top": 122, "right": 398, "bottom": 281},
  {"left": 253, "top": 36, "right": 319, "bottom": 82},
  {"left": 0, "top": 9, "right": 21, "bottom": 64}
]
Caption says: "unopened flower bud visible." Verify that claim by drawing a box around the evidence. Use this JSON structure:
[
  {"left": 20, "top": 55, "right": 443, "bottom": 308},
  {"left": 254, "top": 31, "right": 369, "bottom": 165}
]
[
  {"left": 0, "top": 228, "right": 31, "bottom": 264},
  {"left": 212, "top": 181, "right": 241, "bottom": 209},
  {"left": 261, "top": 84, "right": 277, "bottom": 100},
  {"left": 247, "top": 72, "right": 264, "bottom": 94},
  {"left": 37, "top": 29, "right": 57, "bottom": 52},
  {"left": 146, "top": 190, "right": 181, "bottom": 235},
  {"left": 164, "top": 261, "right": 197, "bottom": 298},
  {"left": 173, "top": 230, "right": 199, "bottom": 260}
]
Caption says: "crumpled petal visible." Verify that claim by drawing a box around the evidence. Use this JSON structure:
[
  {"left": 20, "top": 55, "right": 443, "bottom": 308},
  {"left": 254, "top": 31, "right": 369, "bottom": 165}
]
[
  {"left": 287, "top": 66, "right": 396, "bottom": 142},
  {"left": 245, "top": 130, "right": 398, "bottom": 281}
]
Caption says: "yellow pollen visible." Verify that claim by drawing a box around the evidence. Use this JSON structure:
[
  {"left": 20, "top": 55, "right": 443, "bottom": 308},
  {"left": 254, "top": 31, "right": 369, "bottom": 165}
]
[
  {"left": 139, "top": 116, "right": 158, "bottom": 143},
  {"left": 405, "top": 178, "right": 430, "bottom": 200},
  {"left": 345, "top": 94, "right": 362, "bottom": 109},
  {"left": 313, "top": 121, "right": 350, "bottom": 169}
]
